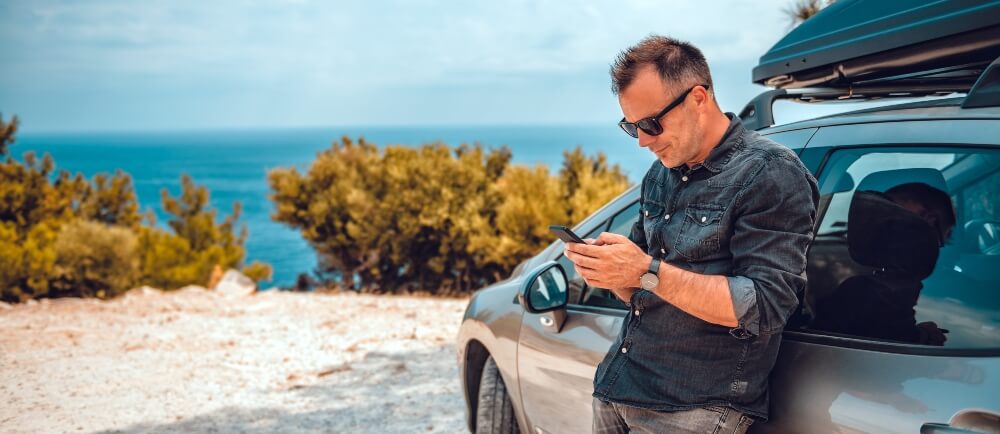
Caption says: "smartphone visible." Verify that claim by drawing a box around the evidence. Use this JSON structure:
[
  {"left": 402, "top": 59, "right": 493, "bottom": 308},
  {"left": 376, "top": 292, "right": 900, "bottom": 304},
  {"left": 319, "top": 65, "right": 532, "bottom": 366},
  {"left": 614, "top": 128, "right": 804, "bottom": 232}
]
[{"left": 549, "top": 225, "right": 586, "bottom": 244}]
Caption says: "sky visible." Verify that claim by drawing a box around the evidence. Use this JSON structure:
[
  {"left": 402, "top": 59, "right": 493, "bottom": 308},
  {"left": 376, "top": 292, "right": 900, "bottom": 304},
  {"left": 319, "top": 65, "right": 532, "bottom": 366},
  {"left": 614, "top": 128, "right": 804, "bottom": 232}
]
[{"left": 0, "top": 0, "right": 836, "bottom": 133}]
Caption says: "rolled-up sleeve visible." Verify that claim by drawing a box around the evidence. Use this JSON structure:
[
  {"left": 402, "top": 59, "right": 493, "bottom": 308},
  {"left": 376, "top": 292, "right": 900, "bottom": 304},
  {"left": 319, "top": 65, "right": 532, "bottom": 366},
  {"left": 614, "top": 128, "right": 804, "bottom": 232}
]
[{"left": 728, "top": 151, "right": 818, "bottom": 336}]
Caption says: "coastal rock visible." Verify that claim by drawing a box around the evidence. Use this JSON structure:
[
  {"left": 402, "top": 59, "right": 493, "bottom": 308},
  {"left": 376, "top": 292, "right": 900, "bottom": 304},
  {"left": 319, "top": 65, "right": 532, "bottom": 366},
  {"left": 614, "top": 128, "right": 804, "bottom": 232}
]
[{"left": 214, "top": 270, "right": 256, "bottom": 296}]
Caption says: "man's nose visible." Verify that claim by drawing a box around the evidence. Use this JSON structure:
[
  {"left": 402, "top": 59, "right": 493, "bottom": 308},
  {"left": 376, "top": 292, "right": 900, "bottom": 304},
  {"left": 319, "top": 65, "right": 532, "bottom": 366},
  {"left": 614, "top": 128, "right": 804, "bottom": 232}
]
[{"left": 637, "top": 130, "right": 656, "bottom": 148}]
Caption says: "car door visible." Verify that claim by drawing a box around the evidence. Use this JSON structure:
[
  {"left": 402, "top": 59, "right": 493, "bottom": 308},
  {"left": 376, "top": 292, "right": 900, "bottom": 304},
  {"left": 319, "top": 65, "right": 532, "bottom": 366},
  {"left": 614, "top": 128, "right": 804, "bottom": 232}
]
[
  {"left": 516, "top": 200, "right": 639, "bottom": 434},
  {"left": 758, "top": 121, "right": 1000, "bottom": 433}
]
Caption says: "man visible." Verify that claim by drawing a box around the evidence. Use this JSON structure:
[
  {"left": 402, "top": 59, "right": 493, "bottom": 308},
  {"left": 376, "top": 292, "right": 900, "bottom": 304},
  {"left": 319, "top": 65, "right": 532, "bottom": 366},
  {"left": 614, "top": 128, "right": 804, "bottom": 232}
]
[{"left": 564, "top": 35, "right": 818, "bottom": 433}]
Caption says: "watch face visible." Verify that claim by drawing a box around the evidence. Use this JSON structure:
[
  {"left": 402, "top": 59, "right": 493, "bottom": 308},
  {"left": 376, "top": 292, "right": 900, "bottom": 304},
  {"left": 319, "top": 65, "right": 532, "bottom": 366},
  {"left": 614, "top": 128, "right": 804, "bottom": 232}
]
[{"left": 640, "top": 273, "right": 659, "bottom": 290}]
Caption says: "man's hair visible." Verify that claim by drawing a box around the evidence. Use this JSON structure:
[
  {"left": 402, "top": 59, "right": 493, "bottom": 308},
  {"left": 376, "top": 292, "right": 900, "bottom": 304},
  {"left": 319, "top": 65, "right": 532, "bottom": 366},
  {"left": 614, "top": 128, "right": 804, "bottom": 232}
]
[{"left": 610, "top": 35, "right": 714, "bottom": 95}]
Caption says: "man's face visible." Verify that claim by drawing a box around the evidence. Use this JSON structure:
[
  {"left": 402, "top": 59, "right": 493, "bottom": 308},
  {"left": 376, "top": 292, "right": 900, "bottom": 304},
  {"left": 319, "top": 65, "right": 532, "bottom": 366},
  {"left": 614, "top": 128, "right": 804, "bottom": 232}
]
[{"left": 618, "top": 66, "right": 702, "bottom": 168}]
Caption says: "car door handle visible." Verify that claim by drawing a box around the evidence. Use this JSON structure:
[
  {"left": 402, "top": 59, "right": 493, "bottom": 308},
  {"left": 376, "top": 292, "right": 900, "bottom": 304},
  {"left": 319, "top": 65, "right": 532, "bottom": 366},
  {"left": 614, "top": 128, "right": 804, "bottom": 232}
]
[
  {"left": 920, "top": 423, "right": 978, "bottom": 434},
  {"left": 921, "top": 409, "right": 1000, "bottom": 434},
  {"left": 536, "top": 310, "right": 567, "bottom": 333}
]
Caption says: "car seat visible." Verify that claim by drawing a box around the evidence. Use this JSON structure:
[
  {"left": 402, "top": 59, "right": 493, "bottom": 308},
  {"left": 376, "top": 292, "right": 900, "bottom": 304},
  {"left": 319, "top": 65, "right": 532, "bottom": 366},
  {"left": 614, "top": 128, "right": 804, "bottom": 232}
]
[{"left": 810, "top": 169, "right": 946, "bottom": 343}]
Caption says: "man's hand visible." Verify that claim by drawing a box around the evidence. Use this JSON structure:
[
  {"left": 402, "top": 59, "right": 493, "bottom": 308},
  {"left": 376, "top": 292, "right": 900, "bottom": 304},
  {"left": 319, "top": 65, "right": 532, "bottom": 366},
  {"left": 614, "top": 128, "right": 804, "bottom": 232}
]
[{"left": 563, "top": 232, "right": 651, "bottom": 303}]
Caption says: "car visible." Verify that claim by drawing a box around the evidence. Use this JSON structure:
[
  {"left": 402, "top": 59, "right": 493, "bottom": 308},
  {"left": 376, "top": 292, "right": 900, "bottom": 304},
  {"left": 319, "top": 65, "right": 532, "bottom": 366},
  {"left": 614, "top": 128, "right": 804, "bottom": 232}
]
[{"left": 456, "top": 1, "right": 1000, "bottom": 433}]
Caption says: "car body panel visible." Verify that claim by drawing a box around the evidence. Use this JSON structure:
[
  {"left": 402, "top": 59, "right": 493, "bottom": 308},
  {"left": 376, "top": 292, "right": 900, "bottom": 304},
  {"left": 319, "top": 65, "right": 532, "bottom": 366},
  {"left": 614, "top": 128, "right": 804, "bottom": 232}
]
[
  {"left": 517, "top": 306, "right": 624, "bottom": 434},
  {"left": 457, "top": 278, "right": 530, "bottom": 432},
  {"left": 760, "top": 338, "right": 1000, "bottom": 434}
]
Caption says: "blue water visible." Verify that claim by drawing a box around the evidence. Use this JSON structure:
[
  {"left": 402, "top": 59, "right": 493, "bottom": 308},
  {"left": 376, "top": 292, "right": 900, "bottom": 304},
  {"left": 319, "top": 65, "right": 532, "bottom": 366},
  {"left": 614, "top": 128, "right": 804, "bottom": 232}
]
[{"left": 15, "top": 125, "right": 654, "bottom": 287}]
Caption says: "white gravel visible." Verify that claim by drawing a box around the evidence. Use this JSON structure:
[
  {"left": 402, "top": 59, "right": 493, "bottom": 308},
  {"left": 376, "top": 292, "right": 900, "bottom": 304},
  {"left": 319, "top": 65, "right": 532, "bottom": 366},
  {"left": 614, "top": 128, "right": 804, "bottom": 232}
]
[{"left": 0, "top": 287, "right": 471, "bottom": 434}]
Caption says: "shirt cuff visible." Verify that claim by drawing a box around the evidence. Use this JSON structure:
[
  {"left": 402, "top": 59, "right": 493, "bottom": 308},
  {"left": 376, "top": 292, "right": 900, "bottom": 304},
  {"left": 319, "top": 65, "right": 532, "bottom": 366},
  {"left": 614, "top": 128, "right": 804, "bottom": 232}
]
[{"left": 727, "top": 276, "right": 760, "bottom": 337}]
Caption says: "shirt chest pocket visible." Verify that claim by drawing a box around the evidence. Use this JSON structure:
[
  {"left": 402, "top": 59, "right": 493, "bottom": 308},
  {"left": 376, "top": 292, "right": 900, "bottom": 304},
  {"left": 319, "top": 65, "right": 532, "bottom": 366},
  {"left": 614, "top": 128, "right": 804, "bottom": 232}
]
[{"left": 673, "top": 203, "right": 725, "bottom": 260}]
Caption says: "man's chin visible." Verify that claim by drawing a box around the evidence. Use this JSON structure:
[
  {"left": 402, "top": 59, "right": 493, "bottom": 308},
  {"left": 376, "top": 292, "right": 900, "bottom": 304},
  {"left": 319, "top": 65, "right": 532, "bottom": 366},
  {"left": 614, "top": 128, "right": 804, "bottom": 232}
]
[{"left": 657, "top": 157, "right": 678, "bottom": 168}]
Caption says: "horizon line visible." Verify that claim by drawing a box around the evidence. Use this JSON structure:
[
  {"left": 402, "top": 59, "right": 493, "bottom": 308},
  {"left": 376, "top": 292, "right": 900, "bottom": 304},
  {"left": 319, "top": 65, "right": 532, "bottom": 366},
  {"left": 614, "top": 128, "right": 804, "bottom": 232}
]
[{"left": 16, "top": 120, "right": 622, "bottom": 136}]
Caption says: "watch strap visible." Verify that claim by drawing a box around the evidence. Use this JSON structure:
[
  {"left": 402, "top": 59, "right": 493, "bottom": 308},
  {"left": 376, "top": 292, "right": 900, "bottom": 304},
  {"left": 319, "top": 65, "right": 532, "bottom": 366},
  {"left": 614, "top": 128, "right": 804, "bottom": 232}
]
[{"left": 648, "top": 256, "right": 660, "bottom": 275}]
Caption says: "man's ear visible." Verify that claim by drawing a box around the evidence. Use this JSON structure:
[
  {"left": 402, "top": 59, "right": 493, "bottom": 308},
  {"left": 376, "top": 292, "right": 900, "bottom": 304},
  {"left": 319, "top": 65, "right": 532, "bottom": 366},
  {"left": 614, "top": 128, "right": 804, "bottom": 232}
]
[{"left": 693, "top": 85, "right": 711, "bottom": 106}]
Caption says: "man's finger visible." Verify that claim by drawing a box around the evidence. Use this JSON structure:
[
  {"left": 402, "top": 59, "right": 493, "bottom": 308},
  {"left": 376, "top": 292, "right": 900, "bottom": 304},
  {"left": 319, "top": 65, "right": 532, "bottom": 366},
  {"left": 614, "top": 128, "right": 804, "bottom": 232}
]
[
  {"left": 580, "top": 273, "right": 603, "bottom": 286},
  {"left": 565, "top": 242, "right": 604, "bottom": 257},
  {"left": 596, "top": 232, "right": 631, "bottom": 245},
  {"left": 573, "top": 262, "right": 599, "bottom": 275},
  {"left": 575, "top": 265, "right": 605, "bottom": 281},
  {"left": 567, "top": 252, "right": 603, "bottom": 270}
]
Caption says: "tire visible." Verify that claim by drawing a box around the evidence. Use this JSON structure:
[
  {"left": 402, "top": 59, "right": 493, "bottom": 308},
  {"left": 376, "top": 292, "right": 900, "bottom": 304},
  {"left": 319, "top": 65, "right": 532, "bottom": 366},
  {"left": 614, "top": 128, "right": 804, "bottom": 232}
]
[{"left": 475, "top": 355, "right": 520, "bottom": 434}]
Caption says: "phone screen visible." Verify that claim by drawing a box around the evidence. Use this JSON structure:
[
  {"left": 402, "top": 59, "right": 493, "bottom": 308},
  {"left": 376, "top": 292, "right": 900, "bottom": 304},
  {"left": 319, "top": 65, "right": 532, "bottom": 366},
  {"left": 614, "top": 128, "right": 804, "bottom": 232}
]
[{"left": 549, "top": 225, "right": 585, "bottom": 244}]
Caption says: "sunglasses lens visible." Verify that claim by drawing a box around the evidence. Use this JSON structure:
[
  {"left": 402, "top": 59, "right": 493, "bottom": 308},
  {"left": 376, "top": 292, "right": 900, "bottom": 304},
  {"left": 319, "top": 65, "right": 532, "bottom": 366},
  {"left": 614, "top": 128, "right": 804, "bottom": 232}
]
[
  {"left": 620, "top": 122, "right": 639, "bottom": 138},
  {"left": 637, "top": 119, "right": 663, "bottom": 136}
]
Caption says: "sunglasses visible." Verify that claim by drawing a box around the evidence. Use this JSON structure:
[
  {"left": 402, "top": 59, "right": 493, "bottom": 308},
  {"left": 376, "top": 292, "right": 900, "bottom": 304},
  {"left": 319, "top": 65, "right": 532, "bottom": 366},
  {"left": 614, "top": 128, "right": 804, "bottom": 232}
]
[{"left": 618, "top": 84, "right": 710, "bottom": 138}]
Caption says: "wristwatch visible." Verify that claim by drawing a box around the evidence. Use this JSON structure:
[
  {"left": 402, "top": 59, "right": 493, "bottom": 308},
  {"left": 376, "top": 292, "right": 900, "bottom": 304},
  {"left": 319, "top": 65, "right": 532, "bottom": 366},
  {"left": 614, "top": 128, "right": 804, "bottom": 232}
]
[{"left": 639, "top": 256, "right": 660, "bottom": 291}]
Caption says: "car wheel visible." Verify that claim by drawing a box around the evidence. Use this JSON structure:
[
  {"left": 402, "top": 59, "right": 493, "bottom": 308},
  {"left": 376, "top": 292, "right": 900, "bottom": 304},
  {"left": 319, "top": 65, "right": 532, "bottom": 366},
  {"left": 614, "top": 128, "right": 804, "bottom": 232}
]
[{"left": 475, "top": 355, "right": 520, "bottom": 434}]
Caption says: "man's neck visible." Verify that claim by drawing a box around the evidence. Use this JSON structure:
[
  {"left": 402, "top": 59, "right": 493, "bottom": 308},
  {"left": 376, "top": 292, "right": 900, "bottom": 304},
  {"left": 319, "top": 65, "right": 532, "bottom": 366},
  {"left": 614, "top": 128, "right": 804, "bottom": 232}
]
[{"left": 687, "top": 111, "right": 732, "bottom": 168}]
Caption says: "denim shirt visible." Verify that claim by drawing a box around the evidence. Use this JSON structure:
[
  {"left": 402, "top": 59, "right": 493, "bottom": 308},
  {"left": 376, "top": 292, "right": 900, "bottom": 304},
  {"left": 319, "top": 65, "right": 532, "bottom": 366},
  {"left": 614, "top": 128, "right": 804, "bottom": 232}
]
[{"left": 592, "top": 114, "right": 819, "bottom": 421}]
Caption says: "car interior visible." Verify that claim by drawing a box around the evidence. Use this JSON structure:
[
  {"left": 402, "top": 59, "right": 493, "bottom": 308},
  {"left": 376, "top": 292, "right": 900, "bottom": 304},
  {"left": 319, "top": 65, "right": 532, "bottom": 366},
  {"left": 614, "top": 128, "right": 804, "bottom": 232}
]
[{"left": 803, "top": 147, "right": 1000, "bottom": 348}]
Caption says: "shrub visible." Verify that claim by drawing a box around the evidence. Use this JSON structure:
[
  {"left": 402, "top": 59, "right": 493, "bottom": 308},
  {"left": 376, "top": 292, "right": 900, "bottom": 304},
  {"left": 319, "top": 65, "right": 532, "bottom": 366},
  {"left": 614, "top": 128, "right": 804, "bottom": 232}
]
[
  {"left": 0, "top": 114, "right": 268, "bottom": 301},
  {"left": 269, "top": 137, "right": 631, "bottom": 294},
  {"left": 242, "top": 261, "right": 273, "bottom": 284},
  {"left": 51, "top": 219, "right": 139, "bottom": 299}
]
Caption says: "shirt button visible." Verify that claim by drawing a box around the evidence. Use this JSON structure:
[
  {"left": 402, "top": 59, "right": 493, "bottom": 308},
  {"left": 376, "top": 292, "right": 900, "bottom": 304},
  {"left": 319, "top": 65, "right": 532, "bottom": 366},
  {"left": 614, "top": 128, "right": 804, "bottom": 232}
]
[
  {"left": 644, "top": 210, "right": 649, "bottom": 217},
  {"left": 701, "top": 216, "right": 707, "bottom": 223},
  {"left": 660, "top": 248, "right": 666, "bottom": 255},
  {"left": 664, "top": 213, "right": 670, "bottom": 221},
  {"left": 621, "top": 347, "right": 628, "bottom": 354},
  {"left": 681, "top": 176, "right": 689, "bottom": 182}
]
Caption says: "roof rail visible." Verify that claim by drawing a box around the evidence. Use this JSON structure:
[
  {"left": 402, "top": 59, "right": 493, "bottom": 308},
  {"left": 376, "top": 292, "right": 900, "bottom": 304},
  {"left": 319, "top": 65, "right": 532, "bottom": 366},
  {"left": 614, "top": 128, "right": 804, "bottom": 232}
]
[
  {"left": 739, "top": 85, "right": 970, "bottom": 131},
  {"left": 738, "top": 90, "right": 787, "bottom": 131},
  {"left": 962, "top": 56, "right": 1000, "bottom": 108}
]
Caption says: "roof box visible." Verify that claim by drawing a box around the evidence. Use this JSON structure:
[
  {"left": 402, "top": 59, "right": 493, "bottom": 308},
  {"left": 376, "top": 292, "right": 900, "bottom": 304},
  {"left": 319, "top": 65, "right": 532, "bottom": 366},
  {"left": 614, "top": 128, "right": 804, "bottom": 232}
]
[{"left": 753, "top": 0, "right": 1000, "bottom": 91}]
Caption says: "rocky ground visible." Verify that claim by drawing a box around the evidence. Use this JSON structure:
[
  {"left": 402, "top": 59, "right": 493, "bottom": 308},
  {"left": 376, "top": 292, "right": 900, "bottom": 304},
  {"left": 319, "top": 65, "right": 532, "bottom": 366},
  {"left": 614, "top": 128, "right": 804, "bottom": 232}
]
[{"left": 0, "top": 287, "right": 471, "bottom": 434}]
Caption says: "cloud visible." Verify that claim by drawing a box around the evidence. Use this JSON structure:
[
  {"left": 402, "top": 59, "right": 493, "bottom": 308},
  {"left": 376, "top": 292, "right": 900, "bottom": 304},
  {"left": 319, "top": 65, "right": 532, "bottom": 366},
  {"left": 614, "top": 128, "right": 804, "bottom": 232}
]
[{"left": 0, "top": 0, "right": 798, "bottom": 131}]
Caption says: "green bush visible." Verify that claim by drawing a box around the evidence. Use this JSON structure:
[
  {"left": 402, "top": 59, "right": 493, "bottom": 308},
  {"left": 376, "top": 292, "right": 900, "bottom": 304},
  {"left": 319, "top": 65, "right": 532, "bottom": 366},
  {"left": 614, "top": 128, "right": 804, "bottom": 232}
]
[
  {"left": 140, "top": 174, "right": 247, "bottom": 289},
  {"left": 51, "top": 219, "right": 139, "bottom": 299},
  {"left": 242, "top": 261, "right": 274, "bottom": 284},
  {"left": 0, "top": 113, "right": 17, "bottom": 157},
  {"left": 0, "top": 114, "right": 268, "bottom": 302},
  {"left": 269, "top": 136, "right": 631, "bottom": 294}
]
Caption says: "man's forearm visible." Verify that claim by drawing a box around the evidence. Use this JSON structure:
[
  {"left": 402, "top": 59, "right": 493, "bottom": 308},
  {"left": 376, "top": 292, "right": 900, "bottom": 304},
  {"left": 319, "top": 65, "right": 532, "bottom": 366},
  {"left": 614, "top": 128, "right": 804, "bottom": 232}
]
[{"left": 650, "top": 260, "right": 739, "bottom": 327}]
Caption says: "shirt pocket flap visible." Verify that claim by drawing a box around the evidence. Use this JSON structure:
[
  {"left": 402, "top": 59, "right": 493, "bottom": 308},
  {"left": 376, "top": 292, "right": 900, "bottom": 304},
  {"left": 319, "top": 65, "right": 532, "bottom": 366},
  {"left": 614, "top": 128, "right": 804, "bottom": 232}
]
[
  {"left": 685, "top": 204, "right": 724, "bottom": 226},
  {"left": 642, "top": 201, "right": 666, "bottom": 219}
]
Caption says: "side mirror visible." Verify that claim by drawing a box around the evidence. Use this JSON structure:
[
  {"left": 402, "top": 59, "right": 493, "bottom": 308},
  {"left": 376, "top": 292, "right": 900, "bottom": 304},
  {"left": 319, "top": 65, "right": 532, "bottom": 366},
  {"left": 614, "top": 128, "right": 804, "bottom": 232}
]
[{"left": 518, "top": 261, "right": 569, "bottom": 314}]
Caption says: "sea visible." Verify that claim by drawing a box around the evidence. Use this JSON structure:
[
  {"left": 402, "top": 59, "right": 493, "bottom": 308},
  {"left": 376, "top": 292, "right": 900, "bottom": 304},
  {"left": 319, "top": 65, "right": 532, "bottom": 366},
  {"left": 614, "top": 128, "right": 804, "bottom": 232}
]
[{"left": 15, "top": 125, "right": 655, "bottom": 287}]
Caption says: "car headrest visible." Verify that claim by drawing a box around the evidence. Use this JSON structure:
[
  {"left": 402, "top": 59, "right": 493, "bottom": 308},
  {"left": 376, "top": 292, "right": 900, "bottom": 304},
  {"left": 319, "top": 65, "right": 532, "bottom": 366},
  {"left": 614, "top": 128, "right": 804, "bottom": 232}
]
[
  {"left": 847, "top": 191, "right": 939, "bottom": 279},
  {"left": 831, "top": 172, "right": 855, "bottom": 194},
  {"left": 856, "top": 168, "right": 948, "bottom": 194}
]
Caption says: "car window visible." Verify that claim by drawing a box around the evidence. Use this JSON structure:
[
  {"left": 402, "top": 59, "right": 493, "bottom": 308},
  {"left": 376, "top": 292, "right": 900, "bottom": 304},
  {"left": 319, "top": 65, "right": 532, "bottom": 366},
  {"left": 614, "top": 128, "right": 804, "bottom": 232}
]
[
  {"left": 578, "top": 202, "right": 640, "bottom": 310},
  {"left": 558, "top": 223, "right": 608, "bottom": 305},
  {"left": 796, "top": 147, "right": 1000, "bottom": 349},
  {"left": 607, "top": 201, "right": 640, "bottom": 239}
]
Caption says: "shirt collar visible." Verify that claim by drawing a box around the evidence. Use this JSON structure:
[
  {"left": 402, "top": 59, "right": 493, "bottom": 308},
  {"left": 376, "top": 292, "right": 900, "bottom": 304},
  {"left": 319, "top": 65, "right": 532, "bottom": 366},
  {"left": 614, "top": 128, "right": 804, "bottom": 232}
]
[{"left": 675, "top": 112, "right": 744, "bottom": 174}]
